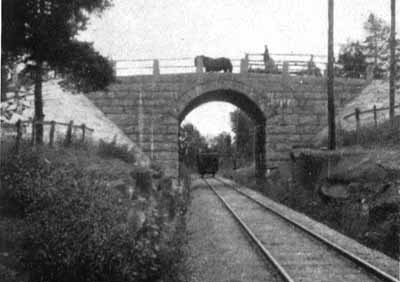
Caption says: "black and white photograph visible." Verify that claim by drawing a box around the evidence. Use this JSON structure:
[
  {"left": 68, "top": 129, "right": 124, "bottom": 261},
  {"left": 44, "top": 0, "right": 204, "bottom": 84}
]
[{"left": 1, "top": 0, "right": 399, "bottom": 281}]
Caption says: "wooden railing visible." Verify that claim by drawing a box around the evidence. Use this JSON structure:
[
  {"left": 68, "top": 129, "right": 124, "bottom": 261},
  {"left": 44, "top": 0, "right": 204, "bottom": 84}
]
[
  {"left": 2, "top": 119, "right": 94, "bottom": 152},
  {"left": 113, "top": 52, "right": 328, "bottom": 76},
  {"left": 245, "top": 52, "right": 328, "bottom": 73}
]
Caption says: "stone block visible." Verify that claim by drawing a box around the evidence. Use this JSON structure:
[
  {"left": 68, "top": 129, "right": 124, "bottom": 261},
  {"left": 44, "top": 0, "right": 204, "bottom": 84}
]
[
  {"left": 105, "top": 114, "right": 132, "bottom": 125},
  {"left": 295, "top": 115, "right": 319, "bottom": 125},
  {"left": 142, "top": 133, "right": 176, "bottom": 143},
  {"left": 266, "top": 125, "right": 297, "bottom": 134},
  {"left": 152, "top": 151, "right": 179, "bottom": 161}
]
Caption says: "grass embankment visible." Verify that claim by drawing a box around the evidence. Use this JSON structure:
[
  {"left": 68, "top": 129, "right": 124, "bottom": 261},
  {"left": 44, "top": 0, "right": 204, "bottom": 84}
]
[
  {"left": 221, "top": 119, "right": 400, "bottom": 259},
  {"left": 0, "top": 141, "right": 190, "bottom": 282}
]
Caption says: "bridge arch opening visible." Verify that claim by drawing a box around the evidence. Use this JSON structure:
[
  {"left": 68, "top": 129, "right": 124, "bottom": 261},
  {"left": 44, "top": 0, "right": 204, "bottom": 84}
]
[{"left": 178, "top": 89, "right": 266, "bottom": 178}]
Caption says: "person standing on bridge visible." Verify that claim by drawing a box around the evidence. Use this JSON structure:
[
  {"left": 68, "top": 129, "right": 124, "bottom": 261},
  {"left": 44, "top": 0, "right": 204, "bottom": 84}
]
[{"left": 263, "top": 45, "right": 276, "bottom": 73}]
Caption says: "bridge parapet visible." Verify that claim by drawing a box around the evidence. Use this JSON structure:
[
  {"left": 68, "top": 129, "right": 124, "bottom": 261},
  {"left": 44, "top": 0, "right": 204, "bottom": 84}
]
[{"left": 113, "top": 52, "right": 333, "bottom": 76}]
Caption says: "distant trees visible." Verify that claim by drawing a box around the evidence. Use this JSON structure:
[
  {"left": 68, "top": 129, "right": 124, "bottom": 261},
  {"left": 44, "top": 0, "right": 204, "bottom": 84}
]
[
  {"left": 337, "top": 13, "right": 399, "bottom": 80},
  {"left": 362, "top": 13, "right": 392, "bottom": 79},
  {"left": 230, "top": 109, "right": 254, "bottom": 164},
  {"left": 208, "top": 132, "right": 232, "bottom": 168},
  {"left": 337, "top": 41, "right": 367, "bottom": 78},
  {"left": 209, "top": 132, "right": 232, "bottom": 156},
  {"left": 178, "top": 123, "right": 208, "bottom": 168},
  {"left": 2, "top": 0, "right": 115, "bottom": 143}
]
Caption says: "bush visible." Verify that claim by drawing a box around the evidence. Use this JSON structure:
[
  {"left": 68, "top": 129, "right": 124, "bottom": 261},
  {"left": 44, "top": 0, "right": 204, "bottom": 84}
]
[
  {"left": 1, "top": 146, "right": 189, "bottom": 282},
  {"left": 0, "top": 148, "right": 55, "bottom": 214},
  {"left": 340, "top": 116, "right": 400, "bottom": 148},
  {"left": 97, "top": 139, "right": 136, "bottom": 164}
]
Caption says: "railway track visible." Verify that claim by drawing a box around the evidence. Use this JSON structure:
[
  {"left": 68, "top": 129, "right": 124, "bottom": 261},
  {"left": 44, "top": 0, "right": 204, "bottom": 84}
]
[{"left": 203, "top": 177, "right": 400, "bottom": 282}]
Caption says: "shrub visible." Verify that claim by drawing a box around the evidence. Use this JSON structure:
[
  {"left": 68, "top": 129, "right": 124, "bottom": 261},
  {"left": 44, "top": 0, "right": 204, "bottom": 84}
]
[
  {"left": 1, "top": 146, "right": 189, "bottom": 282},
  {"left": 0, "top": 147, "right": 55, "bottom": 214},
  {"left": 97, "top": 139, "right": 136, "bottom": 164},
  {"left": 337, "top": 116, "right": 400, "bottom": 148}
]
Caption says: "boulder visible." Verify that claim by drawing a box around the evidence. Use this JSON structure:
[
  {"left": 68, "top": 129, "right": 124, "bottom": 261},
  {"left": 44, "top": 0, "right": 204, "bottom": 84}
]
[
  {"left": 126, "top": 208, "right": 146, "bottom": 234},
  {"left": 109, "top": 179, "right": 135, "bottom": 199},
  {"left": 132, "top": 169, "right": 153, "bottom": 197},
  {"left": 320, "top": 183, "right": 350, "bottom": 200},
  {"left": 157, "top": 177, "right": 173, "bottom": 192},
  {"left": 329, "top": 158, "right": 388, "bottom": 183}
]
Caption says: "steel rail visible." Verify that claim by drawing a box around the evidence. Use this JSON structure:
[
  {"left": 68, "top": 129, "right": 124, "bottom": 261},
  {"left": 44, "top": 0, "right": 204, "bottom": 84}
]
[
  {"left": 203, "top": 178, "right": 295, "bottom": 282},
  {"left": 215, "top": 177, "right": 400, "bottom": 282}
]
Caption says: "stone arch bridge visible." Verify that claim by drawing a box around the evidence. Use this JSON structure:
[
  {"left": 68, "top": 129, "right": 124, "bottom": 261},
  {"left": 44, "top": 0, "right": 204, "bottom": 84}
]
[{"left": 86, "top": 73, "right": 367, "bottom": 177}]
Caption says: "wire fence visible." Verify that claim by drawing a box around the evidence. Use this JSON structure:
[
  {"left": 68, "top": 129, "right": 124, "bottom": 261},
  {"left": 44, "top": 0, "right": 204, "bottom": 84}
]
[
  {"left": 1, "top": 119, "right": 94, "bottom": 152},
  {"left": 114, "top": 52, "right": 328, "bottom": 76}
]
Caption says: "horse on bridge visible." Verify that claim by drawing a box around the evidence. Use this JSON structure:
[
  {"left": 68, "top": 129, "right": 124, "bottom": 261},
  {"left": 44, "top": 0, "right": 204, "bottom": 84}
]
[{"left": 194, "top": 55, "right": 233, "bottom": 73}]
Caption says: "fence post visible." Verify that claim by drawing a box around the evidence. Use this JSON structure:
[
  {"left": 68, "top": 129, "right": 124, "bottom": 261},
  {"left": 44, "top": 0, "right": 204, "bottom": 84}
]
[
  {"left": 15, "top": 119, "right": 21, "bottom": 153},
  {"left": 337, "top": 118, "right": 343, "bottom": 147},
  {"left": 195, "top": 56, "right": 204, "bottom": 73},
  {"left": 373, "top": 105, "right": 377, "bottom": 129},
  {"left": 111, "top": 60, "right": 117, "bottom": 77},
  {"left": 81, "top": 123, "right": 86, "bottom": 143},
  {"left": 355, "top": 108, "right": 360, "bottom": 144},
  {"left": 282, "top": 61, "right": 290, "bottom": 76},
  {"left": 240, "top": 54, "right": 249, "bottom": 73},
  {"left": 65, "top": 120, "right": 73, "bottom": 146},
  {"left": 49, "top": 120, "right": 56, "bottom": 147},
  {"left": 282, "top": 61, "right": 290, "bottom": 85},
  {"left": 153, "top": 59, "right": 160, "bottom": 75},
  {"left": 366, "top": 65, "right": 374, "bottom": 82},
  {"left": 31, "top": 119, "right": 36, "bottom": 146}
]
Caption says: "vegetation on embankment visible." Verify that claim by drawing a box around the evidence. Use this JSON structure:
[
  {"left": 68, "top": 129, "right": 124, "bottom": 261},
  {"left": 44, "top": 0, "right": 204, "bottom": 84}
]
[
  {"left": 223, "top": 113, "right": 400, "bottom": 259},
  {"left": 221, "top": 147, "right": 399, "bottom": 259},
  {"left": 0, "top": 141, "right": 190, "bottom": 282}
]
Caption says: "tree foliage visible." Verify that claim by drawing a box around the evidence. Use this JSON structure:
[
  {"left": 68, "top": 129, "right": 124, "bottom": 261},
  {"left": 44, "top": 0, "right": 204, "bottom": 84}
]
[
  {"left": 362, "top": 13, "right": 390, "bottom": 78},
  {"left": 336, "top": 13, "right": 399, "bottom": 80},
  {"left": 361, "top": 13, "right": 400, "bottom": 79},
  {"left": 209, "top": 132, "right": 232, "bottom": 156},
  {"left": 179, "top": 123, "right": 208, "bottom": 168},
  {"left": 337, "top": 41, "right": 367, "bottom": 78},
  {"left": 230, "top": 109, "right": 254, "bottom": 163},
  {"left": 2, "top": 0, "right": 115, "bottom": 142},
  {"left": 208, "top": 132, "right": 233, "bottom": 169}
]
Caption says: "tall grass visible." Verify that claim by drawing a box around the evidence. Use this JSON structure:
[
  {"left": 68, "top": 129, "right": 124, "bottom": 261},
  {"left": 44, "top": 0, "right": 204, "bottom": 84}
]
[
  {"left": 0, "top": 142, "right": 190, "bottom": 282},
  {"left": 339, "top": 116, "right": 400, "bottom": 148}
]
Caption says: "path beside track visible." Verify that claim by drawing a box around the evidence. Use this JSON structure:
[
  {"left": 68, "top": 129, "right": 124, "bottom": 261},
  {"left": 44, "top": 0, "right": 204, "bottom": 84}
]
[
  {"left": 185, "top": 178, "right": 283, "bottom": 282},
  {"left": 219, "top": 176, "right": 399, "bottom": 279}
]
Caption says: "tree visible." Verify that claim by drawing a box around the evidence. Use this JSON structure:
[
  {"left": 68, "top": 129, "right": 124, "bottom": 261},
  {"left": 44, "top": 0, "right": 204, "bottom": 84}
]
[
  {"left": 363, "top": 13, "right": 391, "bottom": 79},
  {"left": 179, "top": 123, "right": 208, "bottom": 168},
  {"left": 2, "top": 0, "right": 115, "bottom": 143},
  {"left": 209, "top": 132, "right": 231, "bottom": 155},
  {"left": 209, "top": 132, "right": 232, "bottom": 169},
  {"left": 230, "top": 109, "right": 254, "bottom": 163},
  {"left": 337, "top": 41, "right": 367, "bottom": 78}
]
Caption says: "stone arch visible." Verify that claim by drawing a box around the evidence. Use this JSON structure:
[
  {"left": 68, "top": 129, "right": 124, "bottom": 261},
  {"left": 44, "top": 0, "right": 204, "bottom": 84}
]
[
  {"left": 178, "top": 77, "right": 267, "bottom": 177},
  {"left": 177, "top": 75, "right": 267, "bottom": 113}
]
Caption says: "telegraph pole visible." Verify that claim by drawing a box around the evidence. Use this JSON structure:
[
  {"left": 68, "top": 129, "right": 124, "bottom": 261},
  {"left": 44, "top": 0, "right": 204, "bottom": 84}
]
[
  {"left": 327, "top": 0, "right": 336, "bottom": 150},
  {"left": 389, "top": 0, "right": 396, "bottom": 127}
]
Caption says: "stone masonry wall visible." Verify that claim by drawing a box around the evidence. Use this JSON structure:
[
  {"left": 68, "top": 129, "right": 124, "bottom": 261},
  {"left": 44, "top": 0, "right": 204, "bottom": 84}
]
[{"left": 86, "top": 73, "right": 367, "bottom": 176}]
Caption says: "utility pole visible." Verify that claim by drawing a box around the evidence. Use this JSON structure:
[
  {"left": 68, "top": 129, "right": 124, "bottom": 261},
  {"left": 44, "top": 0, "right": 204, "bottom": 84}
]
[
  {"left": 389, "top": 0, "right": 396, "bottom": 127},
  {"left": 327, "top": 0, "right": 336, "bottom": 150}
]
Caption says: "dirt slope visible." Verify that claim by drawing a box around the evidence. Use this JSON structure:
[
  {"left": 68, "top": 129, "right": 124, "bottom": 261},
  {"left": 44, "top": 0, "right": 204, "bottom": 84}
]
[{"left": 1, "top": 80, "right": 149, "bottom": 166}]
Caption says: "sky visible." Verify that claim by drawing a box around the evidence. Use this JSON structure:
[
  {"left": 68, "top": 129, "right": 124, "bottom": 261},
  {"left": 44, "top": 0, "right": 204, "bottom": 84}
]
[{"left": 80, "top": 0, "right": 399, "bottom": 137}]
